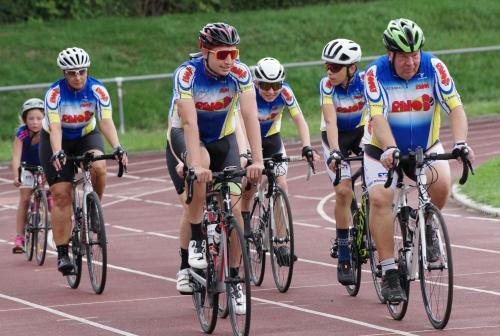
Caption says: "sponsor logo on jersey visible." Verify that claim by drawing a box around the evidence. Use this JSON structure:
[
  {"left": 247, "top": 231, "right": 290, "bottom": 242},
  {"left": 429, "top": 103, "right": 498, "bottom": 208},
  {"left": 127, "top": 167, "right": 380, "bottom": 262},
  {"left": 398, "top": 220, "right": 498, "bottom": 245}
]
[
  {"left": 366, "top": 69, "right": 378, "bottom": 94},
  {"left": 325, "top": 80, "right": 333, "bottom": 89},
  {"left": 61, "top": 111, "right": 92, "bottom": 124},
  {"left": 94, "top": 86, "right": 109, "bottom": 103},
  {"left": 182, "top": 66, "right": 194, "bottom": 84},
  {"left": 219, "top": 87, "right": 229, "bottom": 93},
  {"left": 230, "top": 66, "right": 248, "bottom": 80},
  {"left": 80, "top": 102, "right": 92, "bottom": 108},
  {"left": 391, "top": 94, "right": 433, "bottom": 112},
  {"left": 282, "top": 87, "right": 293, "bottom": 103},
  {"left": 49, "top": 87, "right": 60, "bottom": 105},
  {"left": 435, "top": 62, "right": 450, "bottom": 86},
  {"left": 258, "top": 109, "right": 279, "bottom": 122},
  {"left": 416, "top": 83, "right": 430, "bottom": 90},
  {"left": 195, "top": 96, "right": 232, "bottom": 111},
  {"left": 337, "top": 101, "right": 365, "bottom": 113}
]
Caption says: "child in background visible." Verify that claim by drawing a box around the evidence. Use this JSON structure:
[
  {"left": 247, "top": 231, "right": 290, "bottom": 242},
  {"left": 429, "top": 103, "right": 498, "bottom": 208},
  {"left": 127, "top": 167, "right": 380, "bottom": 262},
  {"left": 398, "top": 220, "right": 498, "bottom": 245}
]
[{"left": 11, "top": 98, "right": 45, "bottom": 253}]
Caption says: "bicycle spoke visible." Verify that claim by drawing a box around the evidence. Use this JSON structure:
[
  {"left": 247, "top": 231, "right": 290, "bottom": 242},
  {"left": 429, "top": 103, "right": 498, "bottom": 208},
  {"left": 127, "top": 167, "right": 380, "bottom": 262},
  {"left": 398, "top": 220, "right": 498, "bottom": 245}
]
[{"left": 85, "top": 192, "right": 107, "bottom": 294}]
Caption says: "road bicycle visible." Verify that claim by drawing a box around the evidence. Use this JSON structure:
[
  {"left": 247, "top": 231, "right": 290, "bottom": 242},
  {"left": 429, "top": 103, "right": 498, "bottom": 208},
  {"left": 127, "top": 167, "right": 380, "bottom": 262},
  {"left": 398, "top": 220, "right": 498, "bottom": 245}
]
[
  {"left": 21, "top": 163, "right": 51, "bottom": 266},
  {"left": 330, "top": 154, "right": 384, "bottom": 301},
  {"left": 185, "top": 166, "right": 252, "bottom": 336},
  {"left": 65, "top": 152, "right": 125, "bottom": 294},
  {"left": 247, "top": 153, "right": 313, "bottom": 293},
  {"left": 384, "top": 146, "right": 473, "bottom": 329}
]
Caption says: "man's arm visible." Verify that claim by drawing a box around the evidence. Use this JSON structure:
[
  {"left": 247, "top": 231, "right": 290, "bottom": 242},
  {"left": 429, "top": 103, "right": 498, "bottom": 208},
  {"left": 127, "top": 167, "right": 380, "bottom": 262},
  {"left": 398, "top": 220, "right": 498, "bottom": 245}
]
[
  {"left": 239, "top": 90, "right": 263, "bottom": 181},
  {"left": 322, "top": 104, "right": 339, "bottom": 151}
]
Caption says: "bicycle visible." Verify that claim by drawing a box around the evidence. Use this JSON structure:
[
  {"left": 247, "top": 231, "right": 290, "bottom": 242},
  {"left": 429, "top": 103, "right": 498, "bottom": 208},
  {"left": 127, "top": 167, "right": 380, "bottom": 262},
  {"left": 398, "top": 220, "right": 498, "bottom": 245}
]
[
  {"left": 247, "top": 153, "right": 313, "bottom": 293},
  {"left": 330, "top": 154, "right": 384, "bottom": 301},
  {"left": 185, "top": 166, "right": 252, "bottom": 336},
  {"left": 21, "top": 163, "right": 51, "bottom": 266},
  {"left": 65, "top": 152, "right": 125, "bottom": 295},
  {"left": 384, "top": 146, "right": 473, "bottom": 329}
]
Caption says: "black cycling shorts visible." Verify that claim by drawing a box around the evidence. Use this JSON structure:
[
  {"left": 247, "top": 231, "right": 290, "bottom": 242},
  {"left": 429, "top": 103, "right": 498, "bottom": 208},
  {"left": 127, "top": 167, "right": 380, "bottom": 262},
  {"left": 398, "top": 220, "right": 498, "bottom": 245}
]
[
  {"left": 40, "top": 129, "right": 104, "bottom": 186},
  {"left": 321, "top": 126, "right": 363, "bottom": 157}
]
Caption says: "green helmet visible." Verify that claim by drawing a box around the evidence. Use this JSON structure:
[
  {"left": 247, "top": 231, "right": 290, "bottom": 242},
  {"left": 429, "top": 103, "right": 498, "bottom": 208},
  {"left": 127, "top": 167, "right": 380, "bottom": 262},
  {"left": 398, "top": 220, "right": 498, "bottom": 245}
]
[{"left": 383, "top": 18, "right": 425, "bottom": 52}]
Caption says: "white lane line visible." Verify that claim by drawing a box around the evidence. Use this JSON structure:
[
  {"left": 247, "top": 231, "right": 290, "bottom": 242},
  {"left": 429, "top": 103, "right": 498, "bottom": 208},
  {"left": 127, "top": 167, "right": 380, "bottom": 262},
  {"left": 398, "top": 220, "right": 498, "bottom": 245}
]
[
  {"left": 102, "top": 187, "right": 173, "bottom": 208},
  {"left": 294, "top": 221, "right": 322, "bottom": 228},
  {"left": 467, "top": 216, "right": 500, "bottom": 222},
  {"left": 293, "top": 195, "right": 324, "bottom": 201},
  {"left": 451, "top": 244, "right": 500, "bottom": 254},
  {"left": 0, "top": 293, "right": 138, "bottom": 336},
  {"left": 112, "top": 225, "right": 144, "bottom": 233},
  {"left": 126, "top": 166, "right": 167, "bottom": 174},
  {"left": 0, "top": 177, "right": 11, "bottom": 183},
  {"left": 317, "top": 192, "right": 336, "bottom": 224},
  {"left": 146, "top": 232, "right": 178, "bottom": 239},
  {"left": 252, "top": 297, "right": 417, "bottom": 336}
]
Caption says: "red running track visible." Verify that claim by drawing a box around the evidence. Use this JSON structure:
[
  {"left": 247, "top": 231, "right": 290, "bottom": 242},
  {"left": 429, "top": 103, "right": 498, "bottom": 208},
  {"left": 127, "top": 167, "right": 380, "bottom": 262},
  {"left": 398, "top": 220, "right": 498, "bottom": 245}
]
[{"left": 1, "top": 117, "right": 500, "bottom": 335}]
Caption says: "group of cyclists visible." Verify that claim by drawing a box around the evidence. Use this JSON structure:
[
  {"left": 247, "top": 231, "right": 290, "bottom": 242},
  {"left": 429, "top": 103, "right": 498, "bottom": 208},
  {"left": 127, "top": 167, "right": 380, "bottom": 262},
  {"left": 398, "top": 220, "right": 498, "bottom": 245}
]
[{"left": 11, "top": 16, "right": 474, "bottom": 322}]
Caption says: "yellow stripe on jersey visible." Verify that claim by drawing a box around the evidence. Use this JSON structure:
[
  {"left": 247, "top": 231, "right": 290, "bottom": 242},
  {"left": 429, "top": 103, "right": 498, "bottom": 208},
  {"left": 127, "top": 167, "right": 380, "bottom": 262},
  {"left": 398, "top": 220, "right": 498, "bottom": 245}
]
[
  {"left": 220, "top": 97, "right": 238, "bottom": 138},
  {"left": 47, "top": 108, "right": 61, "bottom": 124},
  {"left": 100, "top": 106, "right": 112, "bottom": 119}
]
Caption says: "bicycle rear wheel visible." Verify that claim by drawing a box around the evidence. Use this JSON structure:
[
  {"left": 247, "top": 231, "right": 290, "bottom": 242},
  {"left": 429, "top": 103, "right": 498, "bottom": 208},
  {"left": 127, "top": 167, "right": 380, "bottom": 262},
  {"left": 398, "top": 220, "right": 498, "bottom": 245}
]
[
  {"left": 192, "top": 248, "right": 219, "bottom": 334},
  {"left": 35, "top": 191, "right": 49, "bottom": 266},
  {"left": 269, "top": 186, "right": 294, "bottom": 293},
  {"left": 248, "top": 193, "right": 266, "bottom": 286},
  {"left": 85, "top": 192, "right": 107, "bottom": 294},
  {"left": 67, "top": 215, "right": 83, "bottom": 289},
  {"left": 24, "top": 206, "right": 35, "bottom": 261},
  {"left": 226, "top": 218, "right": 251, "bottom": 336},
  {"left": 365, "top": 199, "right": 385, "bottom": 303},
  {"left": 419, "top": 204, "right": 453, "bottom": 329},
  {"left": 387, "top": 213, "right": 410, "bottom": 320}
]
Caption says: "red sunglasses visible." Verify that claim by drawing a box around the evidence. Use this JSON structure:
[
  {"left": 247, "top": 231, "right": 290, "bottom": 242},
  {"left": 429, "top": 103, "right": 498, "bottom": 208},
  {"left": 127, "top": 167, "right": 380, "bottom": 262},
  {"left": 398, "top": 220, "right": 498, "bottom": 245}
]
[
  {"left": 324, "top": 63, "right": 345, "bottom": 73},
  {"left": 208, "top": 49, "right": 239, "bottom": 61},
  {"left": 258, "top": 81, "right": 283, "bottom": 91}
]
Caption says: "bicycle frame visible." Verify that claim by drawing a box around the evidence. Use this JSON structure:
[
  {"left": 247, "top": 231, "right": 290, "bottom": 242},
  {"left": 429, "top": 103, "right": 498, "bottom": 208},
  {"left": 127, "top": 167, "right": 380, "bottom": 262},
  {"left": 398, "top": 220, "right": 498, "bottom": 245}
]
[{"left": 71, "top": 165, "right": 94, "bottom": 245}]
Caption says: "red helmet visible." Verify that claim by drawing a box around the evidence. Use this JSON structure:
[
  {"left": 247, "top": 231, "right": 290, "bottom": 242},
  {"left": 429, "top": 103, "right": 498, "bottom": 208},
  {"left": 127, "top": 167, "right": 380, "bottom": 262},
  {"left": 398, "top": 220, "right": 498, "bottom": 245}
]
[{"left": 199, "top": 22, "right": 240, "bottom": 48}]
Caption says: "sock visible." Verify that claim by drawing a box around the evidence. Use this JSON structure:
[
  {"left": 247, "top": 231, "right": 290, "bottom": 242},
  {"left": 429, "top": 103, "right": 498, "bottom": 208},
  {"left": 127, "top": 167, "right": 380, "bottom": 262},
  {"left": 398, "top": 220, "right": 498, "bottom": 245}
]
[
  {"left": 381, "top": 258, "right": 397, "bottom": 276},
  {"left": 336, "top": 229, "right": 350, "bottom": 262},
  {"left": 191, "top": 223, "right": 203, "bottom": 241},
  {"left": 230, "top": 267, "right": 239, "bottom": 278},
  {"left": 180, "top": 248, "right": 189, "bottom": 270},
  {"left": 56, "top": 244, "right": 69, "bottom": 259}
]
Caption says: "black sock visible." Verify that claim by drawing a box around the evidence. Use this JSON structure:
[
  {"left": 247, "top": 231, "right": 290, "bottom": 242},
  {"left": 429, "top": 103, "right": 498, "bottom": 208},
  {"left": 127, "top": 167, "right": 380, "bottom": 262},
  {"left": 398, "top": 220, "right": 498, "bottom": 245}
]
[
  {"left": 180, "top": 248, "right": 189, "bottom": 269},
  {"left": 56, "top": 245, "right": 69, "bottom": 259},
  {"left": 191, "top": 223, "right": 203, "bottom": 241},
  {"left": 230, "top": 267, "right": 239, "bottom": 278}
]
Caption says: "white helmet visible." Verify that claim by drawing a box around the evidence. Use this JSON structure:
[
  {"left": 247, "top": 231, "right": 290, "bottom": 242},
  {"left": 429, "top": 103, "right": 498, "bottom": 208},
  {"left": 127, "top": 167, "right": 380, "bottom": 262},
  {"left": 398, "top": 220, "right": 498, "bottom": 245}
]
[
  {"left": 253, "top": 57, "right": 285, "bottom": 83},
  {"left": 20, "top": 98, "right": 44, "bottom": 120},
  {"left": 57, "top": 47, "right": 91, "bottom": 70},
  {"left": 321, "top": 39, "right": 362, "bottom": 65}
]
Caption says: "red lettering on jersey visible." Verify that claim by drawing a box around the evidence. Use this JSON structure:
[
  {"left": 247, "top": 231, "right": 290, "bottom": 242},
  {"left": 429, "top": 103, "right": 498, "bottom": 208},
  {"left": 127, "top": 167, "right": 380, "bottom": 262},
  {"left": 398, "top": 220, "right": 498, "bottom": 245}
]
[
  {"left": 95, "top": 87, "right": 109, "bottom": 102},
  {"left": 61, "top": 111, "right": 92, "bottom": 124},
  {"left": 195, "top": 96, "right": 232, "bottom": 111},
  {"left": 182, "top": 67, "right": 194, "bottom": 84},
  {"left": 367, "top": 70, "right": 377, "bottom": 93},
  {"left": 282, "top": 88, "right": 293, "bottom": 102},
  {"left": 435, "top": 63, "right": 450, "bottom": 86},
  {"left": 49, "top": 88, "right": 60, "bottom": 104},
  {"left": 391, "top": 94, "right": 432, "bottom": 112},
  {"left": 219, "top": 87, "right": 229, "bottom": 93},
  {"left": 416, "top": 83, "right": 429, "bottom": 90},
  {"left": 231, "top": 66, "right": 247, "bottom": 79},
  {"left": 337, "top": 101, "right": 365, "bottom": 113},
  {"left": 80, "top": 102, "right": 92, "bottom": 108},
  {"left": 325, "top": 80, "right": 333, "bottom": 89}
]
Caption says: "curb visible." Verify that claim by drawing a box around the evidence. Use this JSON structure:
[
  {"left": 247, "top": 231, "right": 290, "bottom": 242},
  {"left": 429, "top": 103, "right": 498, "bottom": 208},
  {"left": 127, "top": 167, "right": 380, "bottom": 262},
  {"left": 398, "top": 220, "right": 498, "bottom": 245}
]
[{"left": 451, "top": 184, "right": 500, "bottom": 217}]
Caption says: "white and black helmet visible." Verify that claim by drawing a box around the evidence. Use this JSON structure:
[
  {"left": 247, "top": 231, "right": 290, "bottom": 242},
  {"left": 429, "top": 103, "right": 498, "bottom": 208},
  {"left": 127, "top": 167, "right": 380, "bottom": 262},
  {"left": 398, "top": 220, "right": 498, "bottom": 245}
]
[
  {"left": 253, "top": 57, "right": 285, "bottom": 83},
  {"left": 321, "top": 39, "right": 362, "bottom": 65},
  {"left": 57, "top": 47, "right": 91, "bottom": 70},
  {"left": 20, "top": 98, "right": 44, "bottom": 121}
]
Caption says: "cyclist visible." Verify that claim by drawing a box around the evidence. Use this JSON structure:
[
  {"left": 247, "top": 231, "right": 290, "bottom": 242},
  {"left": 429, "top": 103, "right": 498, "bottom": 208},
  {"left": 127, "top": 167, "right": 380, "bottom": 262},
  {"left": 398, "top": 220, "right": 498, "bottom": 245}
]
[
  {"left": 320, "top": 39, "right": 367, "bottom": 286},
  {"left": 40, "top": 47, "right": 128, "bottom": 275},
  {"left": 168, "top": 23, "right": 263, "bottom": 313},
  {"left": 363, "top": 18, "right": 474, "bottom": 303},
  {"left": 240, "top": 57, "right": 318, "bottom": 266},
  {"left": 11, "top": 98, "right": 46, "bottom": 253}
]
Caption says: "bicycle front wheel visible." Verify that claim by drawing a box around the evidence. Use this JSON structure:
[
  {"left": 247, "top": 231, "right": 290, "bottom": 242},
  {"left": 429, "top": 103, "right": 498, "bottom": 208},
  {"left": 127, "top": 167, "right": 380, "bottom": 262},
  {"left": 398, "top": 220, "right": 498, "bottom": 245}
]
[
  {"left": 269, "top": 186, "right": 294, "bottom": 293},
  {"left": 67, "top": 215, "right": 83, "bottom": 289},
  {"left": 24, "top": 206, "right": 35, "bottom": 261},
  {"left": 85, "top": 192, "right": 107, "bottom": 294},
  {"left": 345, "top": 212, "right": 362, "bottom": 296},
  {"left": 193, "top": 249, "right": 219, "bottom": 333},
  {"left": 226, "top": 218, "right": 251, "bottom": 336},
  {"left": 365, "top": 199, "right": 385, "bottom": 303},
  {"left": 387, "top": 212, "right": 410, "bottom": 320},
  {"left": 419, "top": 204, "right": 453, "bottom": 329},
  {"left": 35, "top": 191, "right": 49, "bottom": 266},
  {"left": 248, "top": 193, "right": 266, "bottom": 286}
]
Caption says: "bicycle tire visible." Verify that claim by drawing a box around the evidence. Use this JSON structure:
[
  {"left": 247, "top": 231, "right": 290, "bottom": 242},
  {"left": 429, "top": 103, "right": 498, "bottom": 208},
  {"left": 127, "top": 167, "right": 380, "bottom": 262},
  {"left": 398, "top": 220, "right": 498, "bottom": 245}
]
[
  {"left": 85, "top": 192, "right": 107, "bottom": 294},
  {"left": 269, "top": 186, "right": 294, "bottom": 293},
  {"left": 387, "top": 212, "right": 410, "bottom": 320},
  {"left": 35, "top": 191, "right": 49, "bottom": 266},
  {"left": 218, "top": 225, "right": 229, "bottom": 319},
  {"left": 226, "top": 218, "right": 251, "bottom": 336},
  {"left": 419, "top": 204, "right": 453, "bottom": 329},
  {"left": 193, "top": 244, "right": 219, "bottom": 334},
  {"left": 67, "top": 212, "right": 83, "bottom": 289},
  {"left": 24, "top": 203, "right": 35, "bottom": 261},
  {"left": 248, "top": 192, "right": 266, "bottom": 286},
  {"left": 345, "top": 210, "right": 362, "bottom": 296},
  {"left": 365, "top": 199, "right": 385, "bottom": 303}
]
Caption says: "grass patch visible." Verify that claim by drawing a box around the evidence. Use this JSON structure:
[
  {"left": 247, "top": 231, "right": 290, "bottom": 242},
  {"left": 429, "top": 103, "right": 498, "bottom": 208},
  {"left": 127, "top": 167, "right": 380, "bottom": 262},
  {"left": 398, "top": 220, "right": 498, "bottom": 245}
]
[{"left": 458, "top": 157, "right": 500, "bottom": 208}]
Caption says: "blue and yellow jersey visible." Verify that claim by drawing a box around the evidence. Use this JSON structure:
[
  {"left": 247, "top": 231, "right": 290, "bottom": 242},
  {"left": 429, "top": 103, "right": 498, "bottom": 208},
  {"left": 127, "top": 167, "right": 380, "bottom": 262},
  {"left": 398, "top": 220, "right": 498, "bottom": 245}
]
[
  {"left": 256, "top": 82, "right": 303, "bottom": 138},
  {"left": 169, "top": 56, "right": 254, "bottom": 144},
  {"left": 43, "top": 77, "right": 112, "bottom": 140},
  {"left": 364, "top": 52, "right": 462, "bottom": 154},
  {"left": 15, "top": 125, "right": 40, "bottom": 165},
  {"left": 319, "top": 70, "right": 366, "bottom": 132}
]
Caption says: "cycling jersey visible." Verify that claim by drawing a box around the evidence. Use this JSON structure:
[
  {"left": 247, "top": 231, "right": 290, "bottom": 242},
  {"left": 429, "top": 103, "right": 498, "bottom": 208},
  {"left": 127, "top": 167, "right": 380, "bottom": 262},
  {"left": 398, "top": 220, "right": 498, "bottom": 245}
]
[
  {"left": 256, "top": 82, "right": 303, "bottom": 138},
  {"left": 169, "top": 56, "right": 253, "bottom": 144},
  {"left": 364, "top": 52, "right": 462, "bottom": 155},
  {"left": 15, "top": 125, "right": 40, "bottom": 165},
  {"left": 43, "top": 77, "right": 112, "bottom": 141},
  {"left": 319, "top": 70, "right": 367, "bottom": 132}
]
